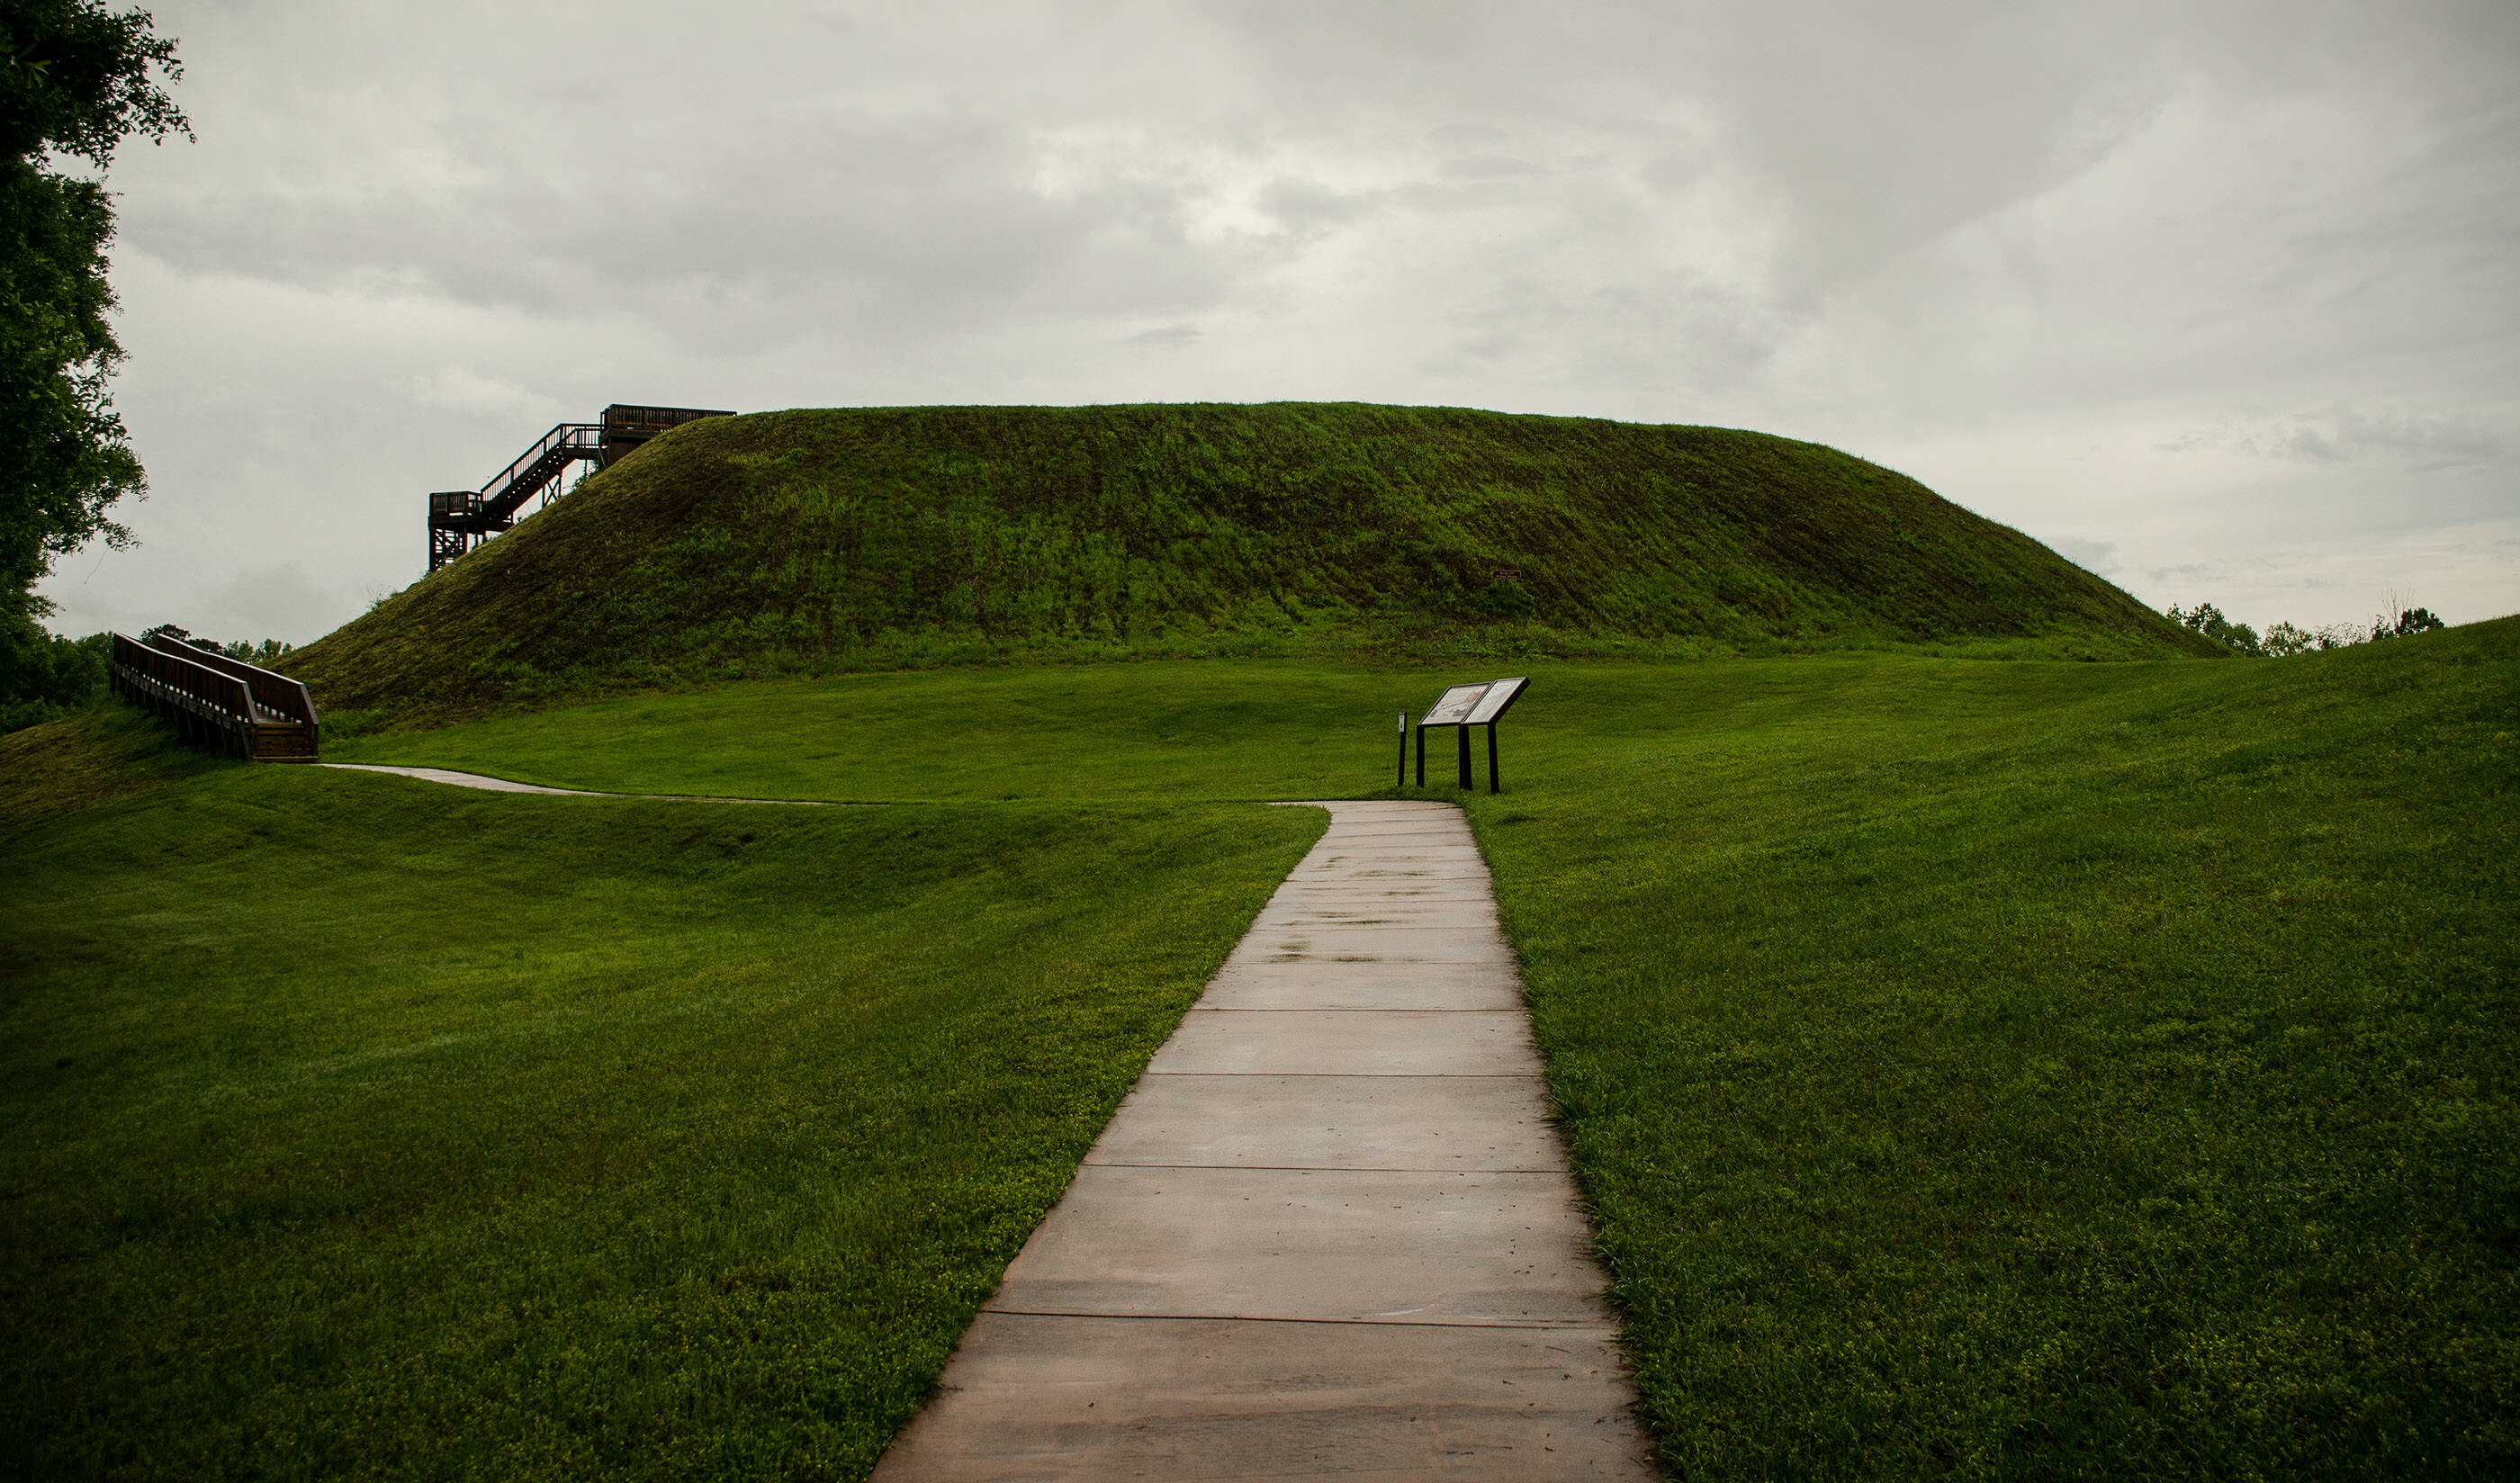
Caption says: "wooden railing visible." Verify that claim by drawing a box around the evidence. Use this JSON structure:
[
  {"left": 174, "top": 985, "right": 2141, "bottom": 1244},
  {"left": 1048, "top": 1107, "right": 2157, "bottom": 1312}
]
[
  {"left": 144, "top": 633, "right": 320, "bottom": 729},
  {"left": 480, "top": 423, "right": 605, "bottom": 521},
  {"left": 111, "top": 634, "right": 320, "bottom": 761}
]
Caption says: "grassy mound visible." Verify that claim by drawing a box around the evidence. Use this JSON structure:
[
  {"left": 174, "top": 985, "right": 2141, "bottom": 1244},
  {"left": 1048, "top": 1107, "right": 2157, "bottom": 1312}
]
[{"left": 292, "top": 403, "right": 2211, "bottom": 720}]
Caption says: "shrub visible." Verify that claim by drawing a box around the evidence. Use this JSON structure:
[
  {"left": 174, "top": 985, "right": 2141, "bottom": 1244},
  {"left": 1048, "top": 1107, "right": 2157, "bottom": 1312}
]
[
  {"left": 0, "top": 627, "right": 109, "bottom": 733},
  {"left": 2166, "top": 602, "right": 2264, "bottom": 657},
  {"left": 2188, "top": 601, "right": 2448, "bottom": 659}
]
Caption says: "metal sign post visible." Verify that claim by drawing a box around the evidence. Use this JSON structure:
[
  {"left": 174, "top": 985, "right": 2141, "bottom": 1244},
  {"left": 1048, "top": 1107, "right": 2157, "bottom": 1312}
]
[
  {"left": 1464, "top": 677, "right": 1529, "bottom": 793},
  {"left": 1417, "top": 683, "right": 1487, "bottom": 788},
  {"left": 1396, "top": 711, "right": 1408, "bottom": 790}
]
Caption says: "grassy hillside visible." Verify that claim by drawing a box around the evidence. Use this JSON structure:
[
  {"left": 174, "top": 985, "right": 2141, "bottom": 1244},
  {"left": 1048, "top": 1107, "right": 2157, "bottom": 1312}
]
[
  {"left": 1, "top": 744, "right": 1321, "bottom": 1479},
  {"left": 323, "top": 623, "right": 2515, "bottom": 1479},
  {"left": 292, "top": 403, "right": 2210, "bottom": 721},
  {"left": 1470, "top": 619, "right": 2519, "bottom": 1479},
  {"left": 0, "top": 702, "right": 223, "bottom": 840}
]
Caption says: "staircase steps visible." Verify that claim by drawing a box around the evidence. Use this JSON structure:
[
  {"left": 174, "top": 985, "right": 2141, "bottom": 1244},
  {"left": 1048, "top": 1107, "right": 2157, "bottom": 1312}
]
[{"left": 251, "top": 723, "right": 320, "bottom": 761}]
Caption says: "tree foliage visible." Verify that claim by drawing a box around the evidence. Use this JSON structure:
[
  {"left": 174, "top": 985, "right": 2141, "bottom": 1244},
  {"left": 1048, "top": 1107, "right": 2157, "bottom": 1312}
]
[
  {"left": 0, "top": 623, "right": 104, "bottom": 731},
  {"left": 1, "top": 1, "right": 184, "bottom": 715},
  {"left": 2181, "top": 601, "right": 2451, "bottom": 659},
  {"left": 2166, "top": 601, "right": 2264, "bottom": 657},
  {"left": 2387, "top": 605, "right": 2446, "bottom": 637}
]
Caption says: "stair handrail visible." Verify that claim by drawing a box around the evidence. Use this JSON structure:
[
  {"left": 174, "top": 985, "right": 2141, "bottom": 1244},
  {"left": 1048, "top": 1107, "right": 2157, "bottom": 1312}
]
[
  {"left": 111, "top": 633, "right": 257, "bottom": 755},
  {"left": 425, "top": 404, "right": 729, "bottom": 572},
  {"left": 143, "top": 634, "right": 319, "bottom": 729},
  {"left": 479, "top": 423, "right": 601, "bottom": 510}
]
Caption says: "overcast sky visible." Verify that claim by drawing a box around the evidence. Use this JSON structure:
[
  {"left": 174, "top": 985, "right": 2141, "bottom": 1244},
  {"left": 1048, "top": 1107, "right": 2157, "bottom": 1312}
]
[{"left": 35, "top": 0, "right": 2520, "bottom": 643}]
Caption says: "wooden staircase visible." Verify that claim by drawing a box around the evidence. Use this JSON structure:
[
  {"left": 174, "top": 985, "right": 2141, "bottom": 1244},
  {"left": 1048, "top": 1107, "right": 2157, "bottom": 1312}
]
[
  {"left": 427, "top": 403, "right": 733, "bottom": 570},
  {"left": 250, "top": 719, "right": 319, "bottom": 761},
  {"left": 111, "top": 632, "right": 322, "bottom": 762}
]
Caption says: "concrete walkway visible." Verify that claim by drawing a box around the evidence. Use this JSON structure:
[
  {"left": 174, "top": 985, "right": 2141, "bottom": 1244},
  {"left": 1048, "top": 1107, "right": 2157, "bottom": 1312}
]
[
  {"left": 319, "top": 763, "right": 834, "bottom": 804},
  {"left": 876, "top": 800, "right": 1652, "bottom": 1479}
]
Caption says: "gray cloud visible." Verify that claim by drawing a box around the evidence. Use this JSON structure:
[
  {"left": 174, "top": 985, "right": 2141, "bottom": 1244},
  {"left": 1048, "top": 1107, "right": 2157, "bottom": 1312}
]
[
  {"left": 129, "top": 114, "right": 1240, "bottom": 353},
  {"left": 33, "top": 0, "right": 2520, "bottom": 643},
  {"left": 2164, "top": 410, "right": 2508, "bottom": 471},
  {"left": 1122, "top": 323, "right": 1202, "bottom": 350}
]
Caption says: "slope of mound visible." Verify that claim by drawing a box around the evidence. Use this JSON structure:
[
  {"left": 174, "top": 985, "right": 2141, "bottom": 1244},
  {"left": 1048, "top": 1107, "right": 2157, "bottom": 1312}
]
[{"left": 293, "top": 403, "right": 2213, "bottom": 717}]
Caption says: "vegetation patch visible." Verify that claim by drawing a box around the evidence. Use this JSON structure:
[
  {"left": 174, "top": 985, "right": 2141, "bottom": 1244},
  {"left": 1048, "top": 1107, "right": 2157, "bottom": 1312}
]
[
  {"left": 8, "top": 620, "right": 2510, "bottom": 1478},
  {"left": 1463, "top": 618, "right": 2520, "bottom": 1478},
  {"left": 320, "top": 620, "right": 2518, "bottom": 1476},
  {"left": 0, "top": 768, "right": 1322, "bottom": 1479},
  {"left": 0, "top": 701, "right": 223, "bottom": 839},
  {"left": 317, "top": 661, "right": 1439, "bottom": 803}
]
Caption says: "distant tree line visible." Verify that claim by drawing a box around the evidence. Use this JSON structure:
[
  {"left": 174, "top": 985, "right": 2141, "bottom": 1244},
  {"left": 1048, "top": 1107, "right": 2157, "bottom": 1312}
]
[
  {"left": 2, "top": 3, "right": 186, "bottom": 733},
  {"left": 2169, "top": 601, "right": 2447, "bottom": 658},
  {"left": 1, "top": 625, "right": 107, "bottom": 733}
]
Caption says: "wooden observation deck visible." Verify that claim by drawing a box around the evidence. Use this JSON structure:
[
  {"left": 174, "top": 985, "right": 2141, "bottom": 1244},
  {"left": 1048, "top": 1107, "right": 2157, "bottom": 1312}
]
[{"left": 426, "top": 403, "right": 732, "bottom": 571}]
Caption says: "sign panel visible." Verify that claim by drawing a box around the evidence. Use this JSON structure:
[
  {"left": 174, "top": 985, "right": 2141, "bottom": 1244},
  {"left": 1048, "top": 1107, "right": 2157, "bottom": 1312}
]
[
  {"left": 1464, "top": 676, "right": 1528, "bottom": 725},
  {"left": 1420, "top": 683, "right": 1490, "bottom": 727}
]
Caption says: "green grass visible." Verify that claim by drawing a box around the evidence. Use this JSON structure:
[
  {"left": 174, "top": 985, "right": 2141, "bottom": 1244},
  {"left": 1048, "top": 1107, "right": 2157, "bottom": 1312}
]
[
  {"left": 1459, "top": 625, "right": 2520, "bottom": 1478},
  {"left": 0, "top": 702, "right": 224, "bottom": 840},
  {"left": 320, "top": 661, "right": 1426, "bottom": 802},
  {"left": 9, "top": 622, "right": 2515, "bottom": 1478},
  {"left": 288, "top": 402, "right": 2210, "bottom": 722},
  {"left": 331, "top": 623, "right": 2519, "bottom": 1476},
  {"left": 0, "top": 759, "right": 1323, "bottom": 1479}
]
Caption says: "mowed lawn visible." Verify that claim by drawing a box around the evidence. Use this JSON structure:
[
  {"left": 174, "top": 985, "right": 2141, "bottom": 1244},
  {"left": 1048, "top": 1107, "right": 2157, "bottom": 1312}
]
[
  {"left": 316, "top": 661, "right": 1424, "bottom": 803},
  {"left": 7, "top": 619, "right": 2516, "bottom": 1479},
  {"left": 1463, "top": 620, "right": 2520, "bottom": 1478},
  {"left": 0, "top": 770, "right": 1322, "bottom": 1479}
]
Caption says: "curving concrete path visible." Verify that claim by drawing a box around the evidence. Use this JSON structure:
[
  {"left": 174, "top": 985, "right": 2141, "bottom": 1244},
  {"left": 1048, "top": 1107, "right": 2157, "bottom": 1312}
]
[
  {"left": 319, "top": 763, "right": 836, "bottom": 805},
  {"left": 875, "top": 799, "right": 1652, "bottom": 1479}
]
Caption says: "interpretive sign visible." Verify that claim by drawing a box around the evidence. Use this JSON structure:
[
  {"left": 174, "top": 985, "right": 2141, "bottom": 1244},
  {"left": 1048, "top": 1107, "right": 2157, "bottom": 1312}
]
[
  {"left": 1412, "top": 677, "right": 1531, "bottom": 793},
  {"left": 1420, "top": 683, "right": 1491, "bottom": 728},
  {"left": 1465, "top": 677, "right": 1526, "bottom": 726}
]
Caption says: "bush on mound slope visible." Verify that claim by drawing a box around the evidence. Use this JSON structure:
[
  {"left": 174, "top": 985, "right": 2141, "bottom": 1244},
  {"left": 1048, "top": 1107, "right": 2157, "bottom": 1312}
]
[{"left": 292, "top": 403, "right": 2214, "bottom": 718}]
